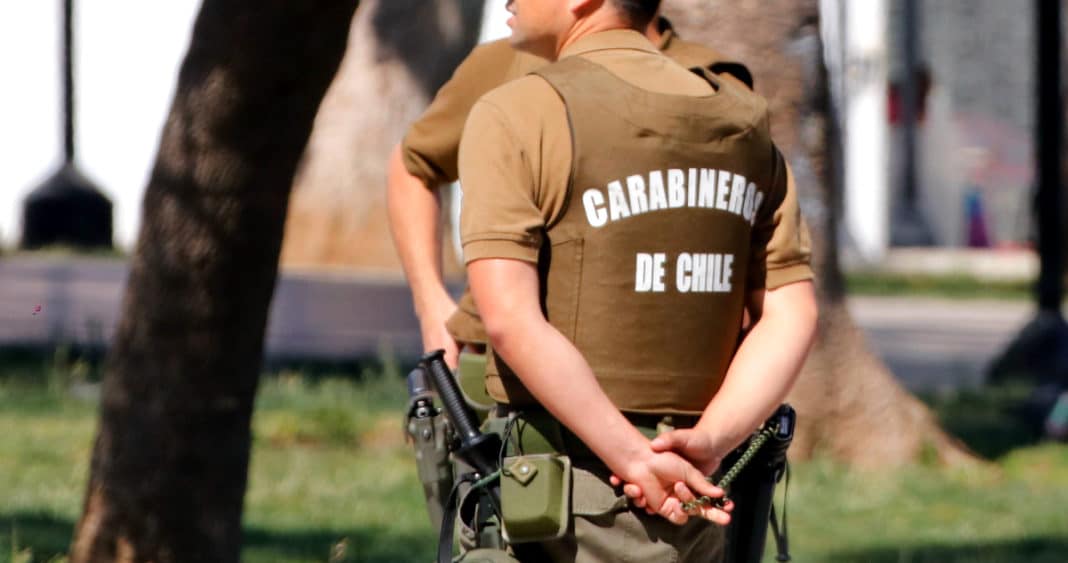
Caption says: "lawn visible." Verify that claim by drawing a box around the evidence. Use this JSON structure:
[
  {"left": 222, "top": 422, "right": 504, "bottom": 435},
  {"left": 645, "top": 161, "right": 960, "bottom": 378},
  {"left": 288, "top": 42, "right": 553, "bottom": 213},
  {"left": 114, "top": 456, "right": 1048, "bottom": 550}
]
[
  {"left": 1, "top": 357, "right": 1066, "bottom": 562},
  {"left": 844, "top": 272, "right": 1032, "bottom": 300}
]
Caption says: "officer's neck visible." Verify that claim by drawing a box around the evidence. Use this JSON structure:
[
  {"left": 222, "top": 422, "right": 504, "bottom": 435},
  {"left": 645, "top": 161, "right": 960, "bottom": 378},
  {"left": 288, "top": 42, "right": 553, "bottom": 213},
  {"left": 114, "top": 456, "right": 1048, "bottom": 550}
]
[
  {"left": 551, "top": 14, "right": 642, "bottom": 61},
  {"left": 643, "top": 16, "right": 664, "bottom": 44}
]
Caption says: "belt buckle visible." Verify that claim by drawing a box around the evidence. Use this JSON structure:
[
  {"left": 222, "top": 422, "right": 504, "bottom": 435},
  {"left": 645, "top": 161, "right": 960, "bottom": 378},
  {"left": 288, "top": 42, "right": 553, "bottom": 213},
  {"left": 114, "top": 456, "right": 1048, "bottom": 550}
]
[{"left": 656, "top": 415, "right": 677, "bottom": 435}]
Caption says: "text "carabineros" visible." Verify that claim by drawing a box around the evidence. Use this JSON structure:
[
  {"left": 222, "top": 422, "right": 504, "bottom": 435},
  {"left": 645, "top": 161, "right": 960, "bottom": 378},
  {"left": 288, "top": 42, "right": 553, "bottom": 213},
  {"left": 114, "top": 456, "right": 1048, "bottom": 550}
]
[{"left": 582, "top": 168, "right": 765, "bottom": 228}]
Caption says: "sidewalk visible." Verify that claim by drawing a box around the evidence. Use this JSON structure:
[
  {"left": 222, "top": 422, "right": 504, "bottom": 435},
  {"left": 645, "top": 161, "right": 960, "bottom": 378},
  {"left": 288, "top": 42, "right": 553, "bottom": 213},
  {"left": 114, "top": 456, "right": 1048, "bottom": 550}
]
[
  {"left": 844, "top": 247, "right": 1038, "bottom": 281},
  {"left": 846, "top": 295, "right": 1033, "bottom": 391},
  {"left": 0, "top": 256, "right": 1041, "bottom": 391}
]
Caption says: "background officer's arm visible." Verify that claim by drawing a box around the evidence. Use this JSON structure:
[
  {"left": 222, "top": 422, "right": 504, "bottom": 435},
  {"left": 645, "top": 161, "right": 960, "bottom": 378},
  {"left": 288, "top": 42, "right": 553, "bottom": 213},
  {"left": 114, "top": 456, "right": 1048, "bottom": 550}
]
[
  {"left": 468, "top": 257, "right": 728, "bottom": 525},
  {"left": 386, "top": 145, "right": 459, "bottom": 366},
  {"left": 386, "top": 43, "right": 521, "bottom": 367}
]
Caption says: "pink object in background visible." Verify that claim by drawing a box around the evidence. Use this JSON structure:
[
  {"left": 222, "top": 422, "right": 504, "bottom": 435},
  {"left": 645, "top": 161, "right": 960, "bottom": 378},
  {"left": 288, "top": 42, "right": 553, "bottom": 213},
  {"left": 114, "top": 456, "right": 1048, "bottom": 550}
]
[{"left": 964, "top": 187, "right": 992, "bottom": 248}]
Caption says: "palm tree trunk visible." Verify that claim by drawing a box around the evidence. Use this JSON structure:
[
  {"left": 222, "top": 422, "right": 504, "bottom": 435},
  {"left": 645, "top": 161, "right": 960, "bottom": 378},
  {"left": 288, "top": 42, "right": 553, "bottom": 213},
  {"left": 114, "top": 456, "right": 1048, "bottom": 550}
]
[
  {"left": 279, "top": 0, "right": 483, "bottom": 273},
  {"left": 70, "top": 1, "right": 359, "bottom": 561}
]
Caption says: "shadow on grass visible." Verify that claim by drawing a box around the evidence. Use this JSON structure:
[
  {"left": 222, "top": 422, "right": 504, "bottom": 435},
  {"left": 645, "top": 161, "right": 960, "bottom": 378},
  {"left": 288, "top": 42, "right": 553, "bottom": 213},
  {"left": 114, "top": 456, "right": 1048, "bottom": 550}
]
[
  {"left": 6, "top": 513, "right": 1067, "bottom": 563},
  {"left": 0, "top": 512, "right": 433, "bottom": 563},
  {"left": 921, "top": 384, "right": 1043, "bottom": 459},
  {"left": 825, "top": 536, "right": 1068, "bottom": 563}
]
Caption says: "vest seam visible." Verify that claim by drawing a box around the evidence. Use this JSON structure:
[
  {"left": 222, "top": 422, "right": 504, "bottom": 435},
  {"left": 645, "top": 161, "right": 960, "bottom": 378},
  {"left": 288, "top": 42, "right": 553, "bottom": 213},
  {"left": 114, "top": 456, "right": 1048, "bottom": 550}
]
[
  {"left": 571, "top": 238, "right": 584, "bottom": 342},
  {"left": 528, "top": 72, "right": 575, "bottom": 233}
]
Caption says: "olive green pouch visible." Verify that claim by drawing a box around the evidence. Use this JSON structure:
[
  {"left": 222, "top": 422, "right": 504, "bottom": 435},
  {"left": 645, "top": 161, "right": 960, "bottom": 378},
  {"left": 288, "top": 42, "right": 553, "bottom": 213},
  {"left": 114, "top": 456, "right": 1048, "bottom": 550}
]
[
  {"left": 500, "top": 453, "right": 572, "bottom": 543},
  {"left": 458, "top": 351, "right": 495, "bottom": 413}
]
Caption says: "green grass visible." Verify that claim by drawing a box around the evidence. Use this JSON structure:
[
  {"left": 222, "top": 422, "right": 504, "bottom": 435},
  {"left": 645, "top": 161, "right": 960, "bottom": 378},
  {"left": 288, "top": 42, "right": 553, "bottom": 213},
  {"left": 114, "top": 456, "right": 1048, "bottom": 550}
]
[
  {"left": 0, "top": 360, "right": 434, "bottom": 563},
  {"left": 1, "top": 360, "right": 1066, "bottom": 562},
  {"left": 845, "top": 272, "right": 1034, "bottom": 300}
]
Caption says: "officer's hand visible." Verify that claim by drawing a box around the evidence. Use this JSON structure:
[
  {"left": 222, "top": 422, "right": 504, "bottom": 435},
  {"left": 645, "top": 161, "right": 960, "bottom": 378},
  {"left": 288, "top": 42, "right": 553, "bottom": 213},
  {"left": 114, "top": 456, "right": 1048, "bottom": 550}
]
[
  {"left": 616, "top": 451, "right": 728, "bottom": 526},
  {"left": 612, "top": 452, "right": 671, "bottom": 519},
  {"left": 609, "top": 477, "right": 733, "bottom": 527},
  {"left": 418, "top": 297, "right": 460, "bottom": 368},
  {"left": 649, "top": 428, "right": 727, "bottom": 476},
  {"left": 670, "top": 482, "right": 734, "bottom": 525}
]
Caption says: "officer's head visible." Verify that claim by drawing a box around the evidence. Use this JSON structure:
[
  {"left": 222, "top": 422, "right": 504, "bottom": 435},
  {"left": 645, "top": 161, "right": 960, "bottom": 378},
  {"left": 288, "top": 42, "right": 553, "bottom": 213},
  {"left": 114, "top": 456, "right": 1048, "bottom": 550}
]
[{"left": 505, "top": 0, "right": 661, "bottom": 60}]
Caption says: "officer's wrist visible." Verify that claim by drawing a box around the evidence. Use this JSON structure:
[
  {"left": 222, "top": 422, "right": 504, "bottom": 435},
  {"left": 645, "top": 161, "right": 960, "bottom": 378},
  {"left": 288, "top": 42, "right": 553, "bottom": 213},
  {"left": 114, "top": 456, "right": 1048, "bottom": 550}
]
[
  {"left": 595, "top": 427, "right": 654, "bottom": 478},
  {"left": 413, "top": 287, "right": 455, "bottom": 321},
  {"left": 691, "top": 423, "right": 740, "bottom": 461}
]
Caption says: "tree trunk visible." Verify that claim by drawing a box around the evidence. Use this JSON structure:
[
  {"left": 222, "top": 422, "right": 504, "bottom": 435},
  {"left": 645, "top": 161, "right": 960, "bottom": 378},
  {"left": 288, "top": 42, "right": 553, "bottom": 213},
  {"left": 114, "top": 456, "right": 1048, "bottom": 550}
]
[
  {"left": 70, "top": 1, "right": 359, "bottom": 561},
  {"left": 278, "top": 0, "right": 483, "bottom": 274},
  {"left": 664, "top": 0, "right": 974, "bottom": 466}
]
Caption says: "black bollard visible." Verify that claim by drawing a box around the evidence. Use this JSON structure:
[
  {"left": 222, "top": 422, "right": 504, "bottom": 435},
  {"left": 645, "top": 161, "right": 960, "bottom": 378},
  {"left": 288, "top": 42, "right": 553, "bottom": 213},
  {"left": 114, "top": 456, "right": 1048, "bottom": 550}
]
[
  {"left": 20, "top": 0, "right": 113, "bottom": 251},
  {"left": 22, "top": 164, "right": 113, "bottom": 250}
]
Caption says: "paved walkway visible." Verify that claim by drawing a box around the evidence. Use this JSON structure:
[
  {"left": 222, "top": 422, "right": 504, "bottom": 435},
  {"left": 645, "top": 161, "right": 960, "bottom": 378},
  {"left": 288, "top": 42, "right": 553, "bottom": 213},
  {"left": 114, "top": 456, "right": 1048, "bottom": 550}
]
[
  {"left": 0, "top": 257, "right": 426, "bottom": 361},
  {"left": 0, "top": 256, "right": 1043, "bottom": 391},
  {"left": 845, "top": 295, "right": 1034, "bottom": 390}
]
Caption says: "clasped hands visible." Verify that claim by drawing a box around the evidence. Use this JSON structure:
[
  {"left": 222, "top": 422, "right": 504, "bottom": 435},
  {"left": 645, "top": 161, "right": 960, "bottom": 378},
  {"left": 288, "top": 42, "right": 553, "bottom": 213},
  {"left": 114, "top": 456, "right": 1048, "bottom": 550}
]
[{"left": 608, "top": 428, "right": 734, "bottom": 527}]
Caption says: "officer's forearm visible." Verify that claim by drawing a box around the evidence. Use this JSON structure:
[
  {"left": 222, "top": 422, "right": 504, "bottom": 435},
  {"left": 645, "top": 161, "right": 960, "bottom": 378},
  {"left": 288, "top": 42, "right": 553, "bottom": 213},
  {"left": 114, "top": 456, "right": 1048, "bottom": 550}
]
[
  {"left": 468, "top": 259, "right": 651, "bottom": 472},
  {"left": 498, "top": 318, "right": 652, "bottom": 470},
  {"left": 695, "top": 280, "right": 818, "bottom": 454},
  {"left": 386, "top": 144, "right": 453, "bottom": 318}
]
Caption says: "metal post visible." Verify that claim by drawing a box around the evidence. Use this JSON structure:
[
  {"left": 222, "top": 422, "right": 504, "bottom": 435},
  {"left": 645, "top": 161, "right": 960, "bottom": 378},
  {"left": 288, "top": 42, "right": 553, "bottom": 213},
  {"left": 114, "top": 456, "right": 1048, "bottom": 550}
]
[
  {"left": 989, "top": 0, "right": 1068, "bottom": 437},
  {"left": 1036, "top": 0, "right": 1064, "bottom": 312},
  {"left": 63, "top": 0, "right": 74, "bottom": 163},
  {"left": 891, "top": 0, "right": 935, "bottom": 246},
  {"left": 20, "top": 0, "right": 113, "bottom": 250}
]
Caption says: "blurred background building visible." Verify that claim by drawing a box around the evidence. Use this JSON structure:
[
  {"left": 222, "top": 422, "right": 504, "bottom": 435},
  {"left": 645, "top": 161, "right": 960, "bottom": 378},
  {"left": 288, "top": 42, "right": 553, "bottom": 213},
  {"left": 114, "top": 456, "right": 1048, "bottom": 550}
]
[
  {"left": 821, "top": 0, "right": 1040, "bottom": 271},
  {"left": 0, "top": 1, "right": 1048, "bottom": 278},
  {"left": 888, "top": 0, "right": 1036, "bottom": 251}
]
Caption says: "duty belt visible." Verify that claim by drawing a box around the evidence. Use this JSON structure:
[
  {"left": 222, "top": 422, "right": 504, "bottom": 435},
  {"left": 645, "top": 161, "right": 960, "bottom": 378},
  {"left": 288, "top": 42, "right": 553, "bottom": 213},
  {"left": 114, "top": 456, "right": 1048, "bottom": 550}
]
[{"left": 490, "top": 406, "right": 700, "bottom": 462}]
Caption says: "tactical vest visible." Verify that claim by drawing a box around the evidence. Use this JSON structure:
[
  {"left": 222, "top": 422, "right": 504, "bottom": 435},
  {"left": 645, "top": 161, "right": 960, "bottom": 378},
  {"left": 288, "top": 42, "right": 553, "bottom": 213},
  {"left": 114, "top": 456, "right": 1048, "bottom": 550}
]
[{"left": 486, "top": 56, "right": 782, "bottom": 415}]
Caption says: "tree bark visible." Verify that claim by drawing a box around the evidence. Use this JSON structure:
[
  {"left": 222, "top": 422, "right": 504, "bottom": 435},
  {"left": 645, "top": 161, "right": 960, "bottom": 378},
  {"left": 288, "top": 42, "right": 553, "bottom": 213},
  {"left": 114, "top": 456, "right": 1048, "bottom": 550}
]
[
  {"left": 279, "top": 0, "right": 483, "bottom": 274},
  {"left": 70, "top": 1, "right": 359, "bottom": 561},
  {"left": 664, "top": 0, "right": 974, "bottom": 466}
]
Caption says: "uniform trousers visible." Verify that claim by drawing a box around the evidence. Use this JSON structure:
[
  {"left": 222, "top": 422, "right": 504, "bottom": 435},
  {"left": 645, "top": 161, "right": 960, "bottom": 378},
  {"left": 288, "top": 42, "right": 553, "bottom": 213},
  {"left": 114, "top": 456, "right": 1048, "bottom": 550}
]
[{"left": 488, "top": 410, "right": 727, "bottom": 563}]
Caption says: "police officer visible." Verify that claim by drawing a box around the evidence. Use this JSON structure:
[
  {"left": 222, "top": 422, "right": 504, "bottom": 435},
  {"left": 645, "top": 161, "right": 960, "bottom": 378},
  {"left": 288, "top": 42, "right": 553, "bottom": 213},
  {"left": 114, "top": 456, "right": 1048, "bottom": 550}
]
[
  {"left": 457, "top": 0, "right": 818, "bottom": 560},
  {"left": 387, "top": 4, "right": 753, "bottom": 370}
]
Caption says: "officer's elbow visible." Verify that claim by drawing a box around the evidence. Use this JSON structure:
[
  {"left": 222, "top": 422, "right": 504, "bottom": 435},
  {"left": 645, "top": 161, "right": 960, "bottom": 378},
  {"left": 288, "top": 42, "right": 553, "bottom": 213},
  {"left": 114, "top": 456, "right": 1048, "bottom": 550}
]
[
  {"left": 481, "top": 302, "right": 547, "bottom": 362},
  {"left": 482, "top": 312, "right": 520, "bottom": 356},
  {"left": 766, "top": 280, "right": 819, "bottom": 349},
  {"left": 469, "top": 258, "right": 544, "bottom": 357},
  {"left": 386, "top": 145, "right": 406, "bottom": 194}
]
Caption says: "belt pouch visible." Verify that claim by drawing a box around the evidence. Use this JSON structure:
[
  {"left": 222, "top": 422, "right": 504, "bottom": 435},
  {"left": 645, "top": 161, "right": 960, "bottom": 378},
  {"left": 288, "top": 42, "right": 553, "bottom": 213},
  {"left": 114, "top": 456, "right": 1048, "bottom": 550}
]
[
  {"left": 458, "top": 351, "right": 495, "bottom": 412},
  {"left": 500, "top": 453, "right": 572, "bottom": 543}
]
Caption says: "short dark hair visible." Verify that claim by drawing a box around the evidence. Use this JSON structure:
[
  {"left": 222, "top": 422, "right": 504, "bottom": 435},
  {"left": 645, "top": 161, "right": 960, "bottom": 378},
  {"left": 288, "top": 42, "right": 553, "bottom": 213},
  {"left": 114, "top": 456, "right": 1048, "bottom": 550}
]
[{"left": 610, "top": 0, "right": 661, "bottom": 28}]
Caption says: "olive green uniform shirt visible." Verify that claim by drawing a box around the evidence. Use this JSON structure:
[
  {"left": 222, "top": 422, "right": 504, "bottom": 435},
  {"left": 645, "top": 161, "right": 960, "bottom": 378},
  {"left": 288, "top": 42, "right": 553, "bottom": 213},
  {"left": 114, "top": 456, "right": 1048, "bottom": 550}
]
[
  {"left": 401, "top": 19, "right": 747, "bottom": 187},
  {"left": 400, "top": 21, "right": 808, "bottom": 345},
  {"left": 459, "top": 30, "right": 812, "bottom": 412},
  {"left": 457, "top": 31, "right": 805, "bottom": 562},
  {"left": 459, "top": 31, "right": 812, "bottom": 287}
]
